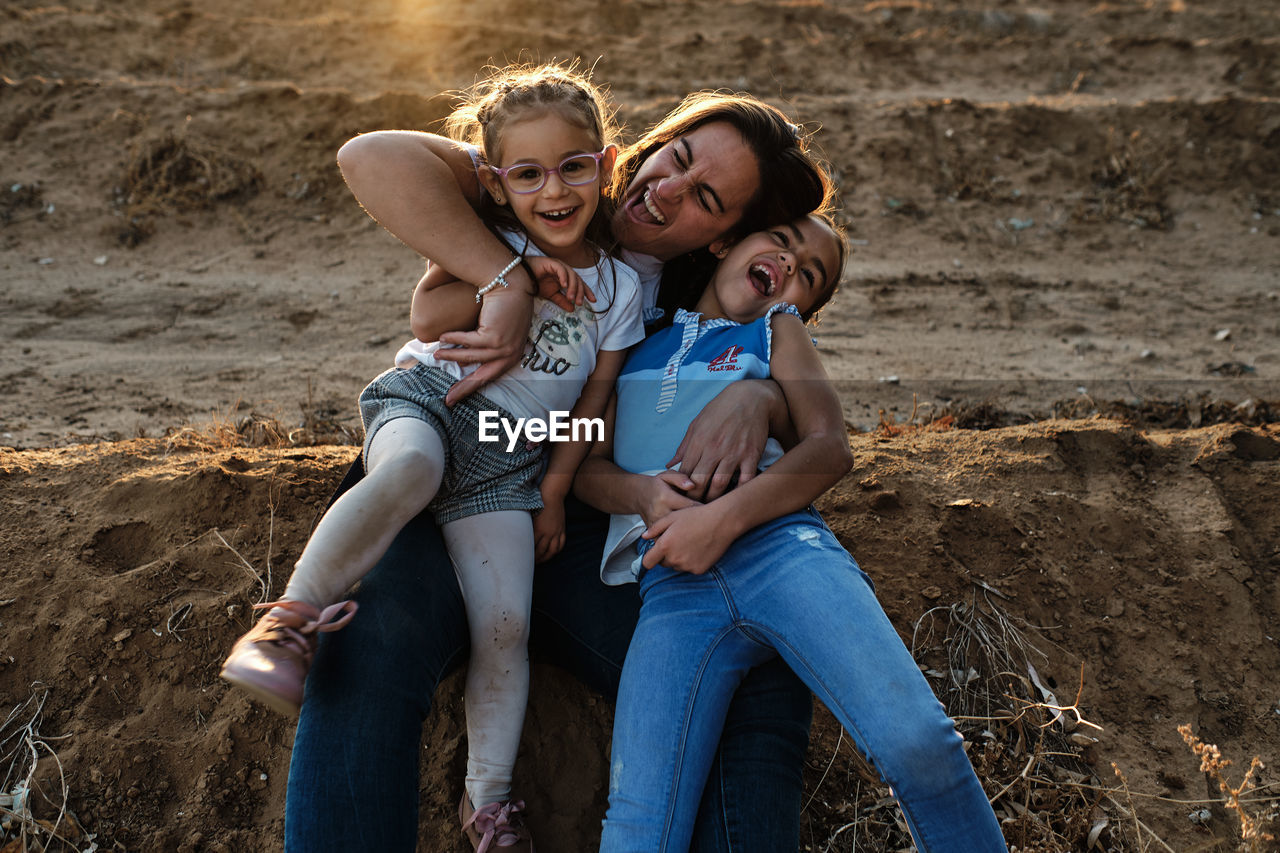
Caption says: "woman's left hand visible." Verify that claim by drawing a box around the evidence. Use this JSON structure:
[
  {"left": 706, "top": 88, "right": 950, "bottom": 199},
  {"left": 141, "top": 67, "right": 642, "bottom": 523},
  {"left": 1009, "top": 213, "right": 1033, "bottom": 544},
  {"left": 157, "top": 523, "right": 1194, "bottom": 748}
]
[
  {"left": 667, "top": 380, "right": 784, "bottom": 501},
  {"left": 640, "top": 503, "right": 736, "bottom": 575}
]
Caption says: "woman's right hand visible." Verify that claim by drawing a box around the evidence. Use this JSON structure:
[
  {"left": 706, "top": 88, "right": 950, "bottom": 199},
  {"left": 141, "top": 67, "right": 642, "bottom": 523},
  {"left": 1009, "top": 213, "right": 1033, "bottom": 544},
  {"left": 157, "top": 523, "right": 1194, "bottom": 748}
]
[
  {"left": 433, "top": 285, "right": 534, "bottom": 405},
  {"left": 639, "top": 470, "right": 700, "bottom": 528}
]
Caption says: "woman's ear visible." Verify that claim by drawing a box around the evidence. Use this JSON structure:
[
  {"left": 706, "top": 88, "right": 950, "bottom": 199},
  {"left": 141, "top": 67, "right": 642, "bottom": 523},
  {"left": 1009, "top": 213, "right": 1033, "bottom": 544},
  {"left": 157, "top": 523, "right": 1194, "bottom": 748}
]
[
  {"left": 478, "top": 168, "right": 507, "bottom": 206},
  {"left": 599, "top": 144, "right": 619, "bottom": 191}
]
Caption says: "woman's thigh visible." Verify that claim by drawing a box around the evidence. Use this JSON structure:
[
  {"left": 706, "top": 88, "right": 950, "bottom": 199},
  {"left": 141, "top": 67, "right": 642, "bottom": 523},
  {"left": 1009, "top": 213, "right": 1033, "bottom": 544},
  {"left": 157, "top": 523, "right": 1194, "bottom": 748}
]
[{"left": 528, "top": 496, "right": 637, "bottom": 696}]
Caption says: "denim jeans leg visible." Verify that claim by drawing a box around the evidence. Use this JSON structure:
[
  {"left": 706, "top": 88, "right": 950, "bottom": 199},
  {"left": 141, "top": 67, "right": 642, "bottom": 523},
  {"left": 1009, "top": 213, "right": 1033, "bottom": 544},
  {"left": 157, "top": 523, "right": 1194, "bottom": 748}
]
[
  {"left": 285, "top": 463, "right": 470, "bottom": 853},
  {"left": 719, "top": 513, "right": 1007, "bottom": 853},
  {"left": 601, "top": 567, "right": 777, "bottom": 853},
  {"left": 529, "top": 496, "right": 636, "bottom": 698},
  {"left": 689, "top": 657, "right": 810, "bottom": 853},
  {"left": 536, "top": 498, "right": 811, "bottom": 852}
]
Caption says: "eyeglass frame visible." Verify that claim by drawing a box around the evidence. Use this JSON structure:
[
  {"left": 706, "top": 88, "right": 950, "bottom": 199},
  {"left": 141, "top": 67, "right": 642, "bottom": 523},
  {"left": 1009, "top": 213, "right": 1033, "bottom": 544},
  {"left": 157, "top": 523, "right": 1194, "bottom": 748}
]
[{"left": 486, "top": 150, "right": 609, "bottom": 195}]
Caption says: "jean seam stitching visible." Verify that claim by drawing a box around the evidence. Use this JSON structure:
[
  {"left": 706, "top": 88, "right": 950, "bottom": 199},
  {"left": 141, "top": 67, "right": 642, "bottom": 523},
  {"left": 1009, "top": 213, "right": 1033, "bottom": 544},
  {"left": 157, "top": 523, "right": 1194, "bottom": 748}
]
[{"left": 735, "top": 619, "right": 950, "bottom": 852}]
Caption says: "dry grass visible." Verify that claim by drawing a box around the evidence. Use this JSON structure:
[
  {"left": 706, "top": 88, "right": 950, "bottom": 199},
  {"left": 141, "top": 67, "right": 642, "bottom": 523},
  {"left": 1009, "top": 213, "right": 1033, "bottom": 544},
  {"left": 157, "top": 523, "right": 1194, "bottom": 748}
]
[
  {"left": 1178, "top": 725, "right": 1278, "bottom": 851},
  {"left": 0, "top": 687, "right": 96, "bottom": 853},
  {"left": 114, "top": 126, "right": 262, "bottom": 246},
  {"left": 1073, "top": 127, "right": 1171, "bottom": 230},
  {"left": 800, "top": 594, "right": 1196, "bottom": 851},
  {"left": 163, "top": 397, "right": 361, "bottom": 453}
]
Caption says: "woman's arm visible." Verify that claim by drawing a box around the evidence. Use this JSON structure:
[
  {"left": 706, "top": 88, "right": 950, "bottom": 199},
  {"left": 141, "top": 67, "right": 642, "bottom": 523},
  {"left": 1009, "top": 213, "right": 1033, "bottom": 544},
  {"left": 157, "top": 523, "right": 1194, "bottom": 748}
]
[
  {"left": 640, "top": 314, "right": 852, "bottom": 574},
  {"left": 665, "top": 379, "right": 798, "bottom": 502},
  {"left": 338, "top": 131, "right": 521, "bottom": 287},
  {"left": 411, "top": 266, "right": 480, "bottom": 343},
  {"left": 337, "top": 131, "right": 535, "bottom": 398},
  {"left": 412, "top": 257, "right": 594, "bottom": 344}
]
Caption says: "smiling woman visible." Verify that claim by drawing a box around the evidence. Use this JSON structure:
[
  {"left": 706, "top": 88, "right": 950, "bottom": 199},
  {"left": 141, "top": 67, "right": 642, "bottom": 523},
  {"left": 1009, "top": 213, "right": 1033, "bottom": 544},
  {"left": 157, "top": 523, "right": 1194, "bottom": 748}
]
[{"left": 611, "top": 121, "right": 761, "bottom": 260}]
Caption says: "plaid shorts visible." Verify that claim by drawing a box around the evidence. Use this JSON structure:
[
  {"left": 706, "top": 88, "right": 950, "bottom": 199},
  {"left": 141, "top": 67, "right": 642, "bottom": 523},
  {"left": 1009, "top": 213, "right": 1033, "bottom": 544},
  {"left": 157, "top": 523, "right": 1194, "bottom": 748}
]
[{"left": 358, "top": 363, "right": 544, "bottom": 525}]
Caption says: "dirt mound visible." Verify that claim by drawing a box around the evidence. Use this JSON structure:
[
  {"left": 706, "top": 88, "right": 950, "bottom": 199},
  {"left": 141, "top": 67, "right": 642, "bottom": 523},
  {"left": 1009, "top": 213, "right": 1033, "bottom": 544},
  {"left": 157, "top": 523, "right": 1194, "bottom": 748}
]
[{"left": 3, "top": 421, "right": 1279, "bottom": 851}]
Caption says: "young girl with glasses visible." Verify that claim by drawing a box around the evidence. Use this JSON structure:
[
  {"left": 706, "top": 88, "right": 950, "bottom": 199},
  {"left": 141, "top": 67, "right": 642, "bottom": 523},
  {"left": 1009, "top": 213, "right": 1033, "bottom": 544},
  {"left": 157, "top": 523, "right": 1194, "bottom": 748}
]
[{"left": 220, "top": 62, "right": 643, "bottom": 852}]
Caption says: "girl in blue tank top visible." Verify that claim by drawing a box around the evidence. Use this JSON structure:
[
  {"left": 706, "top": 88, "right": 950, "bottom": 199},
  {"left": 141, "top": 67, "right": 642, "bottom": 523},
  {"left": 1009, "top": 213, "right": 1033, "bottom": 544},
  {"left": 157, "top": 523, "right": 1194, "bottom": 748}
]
[{"left": 580, "top": 213, "right": 1009, "bottom": 853}]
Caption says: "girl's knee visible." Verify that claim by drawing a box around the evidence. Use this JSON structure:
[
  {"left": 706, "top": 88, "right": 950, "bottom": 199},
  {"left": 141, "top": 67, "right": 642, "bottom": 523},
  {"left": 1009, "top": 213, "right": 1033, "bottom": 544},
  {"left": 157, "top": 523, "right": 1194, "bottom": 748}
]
[
  {"left": 368, "top": 444, "right": 443, "bottom": 500},
  {"left": 875, "top": 711, "right": 970, "bottom": 784},
  {"left": 475, "top": 608, "right": 530, "bottom": 654}
]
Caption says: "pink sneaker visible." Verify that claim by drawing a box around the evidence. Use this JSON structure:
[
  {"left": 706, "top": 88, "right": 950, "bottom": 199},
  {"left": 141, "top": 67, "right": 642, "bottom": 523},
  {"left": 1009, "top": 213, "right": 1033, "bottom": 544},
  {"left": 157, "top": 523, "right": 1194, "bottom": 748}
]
[
  {"left": 459, "top": 794, "right": 535, "bottom": 852},
  {"left": 220, "top": 599, "right": 357, "bottom": 715}
]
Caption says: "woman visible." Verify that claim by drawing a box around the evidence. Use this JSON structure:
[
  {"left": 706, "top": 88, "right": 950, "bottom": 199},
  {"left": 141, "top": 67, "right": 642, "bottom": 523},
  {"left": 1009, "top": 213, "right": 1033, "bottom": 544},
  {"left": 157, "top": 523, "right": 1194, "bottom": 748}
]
[{"left": 284, "top": 91, "right": 834, "bottom": 851}]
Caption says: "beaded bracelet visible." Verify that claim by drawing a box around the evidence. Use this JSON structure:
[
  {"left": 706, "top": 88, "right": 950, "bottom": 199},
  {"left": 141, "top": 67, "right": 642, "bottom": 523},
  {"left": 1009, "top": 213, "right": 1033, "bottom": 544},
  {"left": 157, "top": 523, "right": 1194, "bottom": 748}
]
[{"left": 475, "top": 256, "right": 523, "bottom": 303}]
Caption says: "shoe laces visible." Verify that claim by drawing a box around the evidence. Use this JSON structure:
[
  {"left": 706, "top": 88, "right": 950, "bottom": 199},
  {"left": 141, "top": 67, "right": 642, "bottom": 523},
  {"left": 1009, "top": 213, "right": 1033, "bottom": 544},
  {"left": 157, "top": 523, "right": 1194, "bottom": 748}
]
[
  {"left": 463, "top": 799, "right": 530, "bottom": 852},
  {"left": 251, "top": 599, "right": 357, "bottom": 663}
]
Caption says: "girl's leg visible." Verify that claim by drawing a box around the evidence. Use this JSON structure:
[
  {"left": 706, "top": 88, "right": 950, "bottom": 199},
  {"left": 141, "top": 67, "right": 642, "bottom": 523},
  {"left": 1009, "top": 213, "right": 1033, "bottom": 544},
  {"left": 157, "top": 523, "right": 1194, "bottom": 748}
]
[
  {"left": 719, "top": 514, "right": 1007, "bottom": 853},
  {"left": 284, "top": 417, "right": 446, "bottom": 608},
  {"left": 533, "top": 496, "right": 812, "bottom": 853},
  {"left": 689, "top": 657, "right": 811, "bottom": 853},
  {"left": 286, "top": 460, "right": 470, "bottom": 852},
  {"left": 600, "top": 568, "right": 775, "bottom": 853},
  {"left": 442, "top": 511, "right": 536, "bottom": 808}
]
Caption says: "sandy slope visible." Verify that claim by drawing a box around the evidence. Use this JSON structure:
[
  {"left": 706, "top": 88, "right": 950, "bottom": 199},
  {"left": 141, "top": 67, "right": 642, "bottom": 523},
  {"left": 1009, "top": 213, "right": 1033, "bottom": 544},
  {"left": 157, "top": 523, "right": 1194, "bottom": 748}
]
[{"left": 2, "top": 0, "right": 1280, "bottom": 849}]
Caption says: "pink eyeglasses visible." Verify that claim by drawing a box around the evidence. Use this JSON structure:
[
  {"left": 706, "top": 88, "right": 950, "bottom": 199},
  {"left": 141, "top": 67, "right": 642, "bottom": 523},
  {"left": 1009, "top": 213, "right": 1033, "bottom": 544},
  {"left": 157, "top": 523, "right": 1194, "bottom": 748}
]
[{"left": 488, "top": 151, "right": 607, "bottom": 194}]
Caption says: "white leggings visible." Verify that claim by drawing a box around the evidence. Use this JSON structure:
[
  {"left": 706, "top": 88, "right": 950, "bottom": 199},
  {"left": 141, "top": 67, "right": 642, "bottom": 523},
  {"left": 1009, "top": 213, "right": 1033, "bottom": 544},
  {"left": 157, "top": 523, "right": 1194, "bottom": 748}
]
[{"left": 283, "top": 417, "right": 534, "bottom": 805}]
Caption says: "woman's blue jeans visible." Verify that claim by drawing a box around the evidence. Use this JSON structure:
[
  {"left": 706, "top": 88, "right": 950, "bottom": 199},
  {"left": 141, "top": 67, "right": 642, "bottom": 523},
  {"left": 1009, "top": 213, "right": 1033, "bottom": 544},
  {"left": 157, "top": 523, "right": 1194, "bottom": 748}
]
[
  {"left": 283, "top": 461, "right": 812, "bottom": 851},
  {"left": 600, "top": 508, "right": 1007, "bottom": 853}
]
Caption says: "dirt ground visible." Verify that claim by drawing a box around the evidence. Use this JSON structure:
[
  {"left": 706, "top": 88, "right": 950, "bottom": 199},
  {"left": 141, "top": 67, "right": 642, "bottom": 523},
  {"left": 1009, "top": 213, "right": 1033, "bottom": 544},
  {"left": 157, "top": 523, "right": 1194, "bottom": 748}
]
[{"left": 2, "top": 0, "right": 1279, "bottom": 850}]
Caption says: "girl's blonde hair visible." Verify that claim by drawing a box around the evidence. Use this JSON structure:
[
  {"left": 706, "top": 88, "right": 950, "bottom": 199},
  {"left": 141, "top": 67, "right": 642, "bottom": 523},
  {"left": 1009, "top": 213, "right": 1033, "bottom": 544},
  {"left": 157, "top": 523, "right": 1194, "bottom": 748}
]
[{"left": 445, "top": 61, "right": 618, "bottom": 163}]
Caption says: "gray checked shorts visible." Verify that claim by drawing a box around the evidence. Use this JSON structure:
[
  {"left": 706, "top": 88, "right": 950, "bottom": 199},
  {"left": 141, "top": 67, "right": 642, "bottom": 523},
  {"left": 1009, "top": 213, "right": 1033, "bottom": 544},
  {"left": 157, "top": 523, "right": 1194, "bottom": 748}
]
[{"left": 358, "top": 363, "right": 544, "bottom": 525}]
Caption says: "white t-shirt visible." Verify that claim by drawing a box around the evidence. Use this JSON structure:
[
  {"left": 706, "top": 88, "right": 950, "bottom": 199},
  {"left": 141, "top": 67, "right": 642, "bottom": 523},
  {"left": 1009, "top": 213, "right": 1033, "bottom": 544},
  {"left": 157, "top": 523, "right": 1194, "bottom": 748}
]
[{"left": 395, "top": 228, "right": 645, "bottom": 421}]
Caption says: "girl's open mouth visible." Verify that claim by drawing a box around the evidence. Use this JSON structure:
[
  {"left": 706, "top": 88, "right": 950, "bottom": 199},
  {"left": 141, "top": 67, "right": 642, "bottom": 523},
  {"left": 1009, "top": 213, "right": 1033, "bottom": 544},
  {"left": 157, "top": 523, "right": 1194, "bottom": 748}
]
[
  {"left": 538, "top": 206, "right": 580, "bottom": 225},
  {"left": 749, "top": 262, "right": 778, "bottom": 296}
]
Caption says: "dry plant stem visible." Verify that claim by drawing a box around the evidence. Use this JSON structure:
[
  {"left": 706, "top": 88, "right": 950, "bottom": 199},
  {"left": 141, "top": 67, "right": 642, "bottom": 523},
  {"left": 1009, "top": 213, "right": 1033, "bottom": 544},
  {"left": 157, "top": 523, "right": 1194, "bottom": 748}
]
[
  {"left": 213, "top": 528, "right": 269, "bottom": 604},
  {"left": 802, "top": 727, "right": 844, "bottom": 815},
  {"left": 1179, "top": 724, "right": 1276, "bottom": 849},
  {"left": 1111, "top": 762, "right": 1159, "bottom": 853},
  {"left": 0, "top": 687, "right": 75, "bottom": 853}
]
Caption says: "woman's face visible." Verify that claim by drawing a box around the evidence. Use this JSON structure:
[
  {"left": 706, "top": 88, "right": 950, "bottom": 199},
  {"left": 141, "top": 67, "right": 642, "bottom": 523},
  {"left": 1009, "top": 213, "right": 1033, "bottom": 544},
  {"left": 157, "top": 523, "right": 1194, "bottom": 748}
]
[{"left": 611, "top": 122, "right": 761, "bottom": 261}]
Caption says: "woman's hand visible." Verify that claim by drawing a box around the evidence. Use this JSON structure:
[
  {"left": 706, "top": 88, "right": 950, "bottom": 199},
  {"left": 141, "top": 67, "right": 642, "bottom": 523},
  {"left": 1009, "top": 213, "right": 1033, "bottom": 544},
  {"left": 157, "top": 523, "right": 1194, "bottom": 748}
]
[
  {"left": 433, "top": 286, "right": 533, "bottom": 405},
  {"left": 527, "top": 256, "right": 594, "bottom": 311},
  {"left": 639, "top": 470, "right": 700, "bottom": 528},
  {"left": 640, "top": 502, "right": 737, "bottom": 575},
  {"left": 666, "top": 380, "right": 788, "bottom": 502}
]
